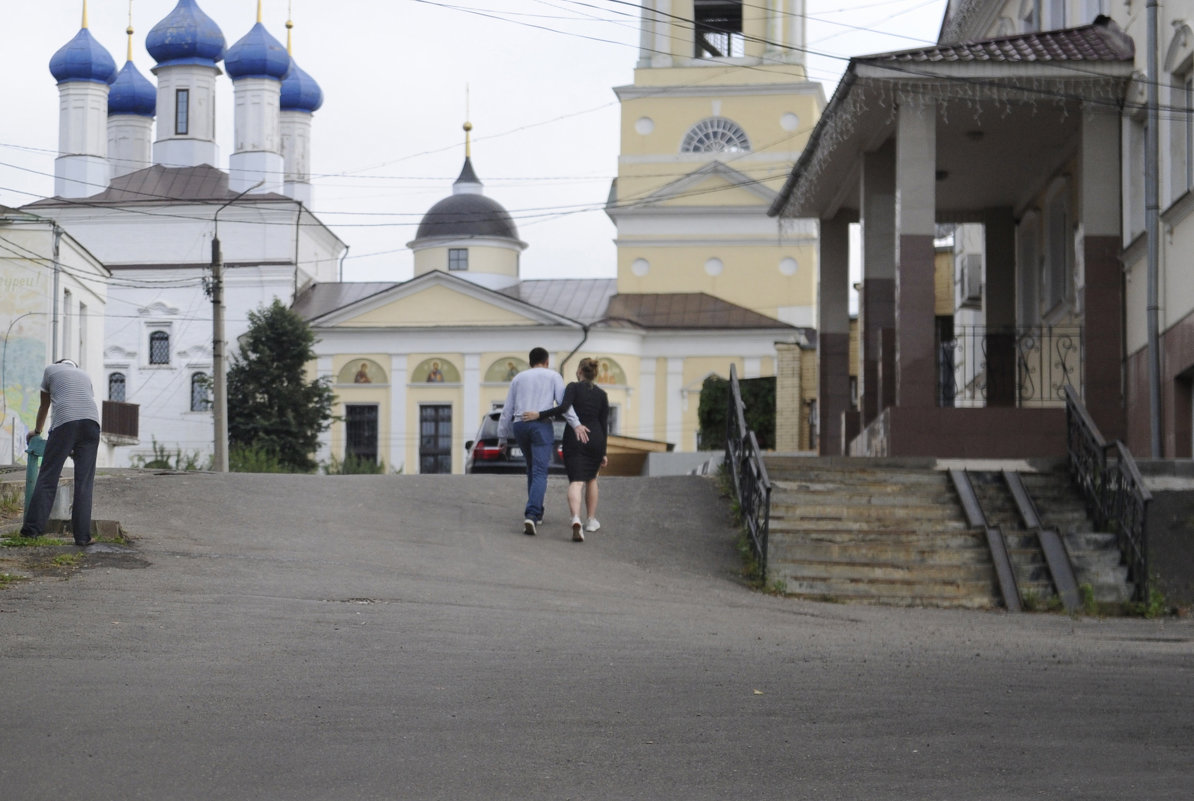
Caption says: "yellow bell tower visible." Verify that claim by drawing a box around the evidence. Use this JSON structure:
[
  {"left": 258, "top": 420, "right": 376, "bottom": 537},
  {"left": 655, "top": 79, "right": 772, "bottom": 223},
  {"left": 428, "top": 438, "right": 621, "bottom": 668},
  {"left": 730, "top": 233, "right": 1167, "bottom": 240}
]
[{"left": 608, "top": 1, "right": 823, "bottom": 326}]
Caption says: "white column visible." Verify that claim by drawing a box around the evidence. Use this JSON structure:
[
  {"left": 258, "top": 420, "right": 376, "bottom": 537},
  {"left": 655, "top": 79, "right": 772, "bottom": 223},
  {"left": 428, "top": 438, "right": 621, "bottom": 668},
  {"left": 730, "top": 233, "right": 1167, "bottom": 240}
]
[
  {"left": 462, "top": 353, "right": 480, "bottom": 471},
  {"left": 390, "top": 354, "right": 408, "bottom": 473},
  {"left": 666, "top": 357, "right": 683, "bottom": 447},
  {"left": 638, "top": 358, "right": 657, "bottom": 439},
  {"left": 316, "top": 356, "right": 333, "bottom": 466}
]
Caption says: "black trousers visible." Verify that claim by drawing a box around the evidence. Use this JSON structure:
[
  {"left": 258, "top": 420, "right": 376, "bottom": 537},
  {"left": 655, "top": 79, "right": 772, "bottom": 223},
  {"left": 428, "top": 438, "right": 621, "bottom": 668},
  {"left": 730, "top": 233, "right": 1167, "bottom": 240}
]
[{"left": 21, "top": 419, "right": 101, "bottom": 543}]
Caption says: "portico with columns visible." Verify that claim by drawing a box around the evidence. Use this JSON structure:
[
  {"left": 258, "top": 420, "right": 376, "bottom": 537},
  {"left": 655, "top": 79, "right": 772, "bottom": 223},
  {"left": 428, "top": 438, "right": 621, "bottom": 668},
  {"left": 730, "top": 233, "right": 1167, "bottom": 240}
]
[{"left": 770, "top": 17, "right": 1136, "bottom": 458}]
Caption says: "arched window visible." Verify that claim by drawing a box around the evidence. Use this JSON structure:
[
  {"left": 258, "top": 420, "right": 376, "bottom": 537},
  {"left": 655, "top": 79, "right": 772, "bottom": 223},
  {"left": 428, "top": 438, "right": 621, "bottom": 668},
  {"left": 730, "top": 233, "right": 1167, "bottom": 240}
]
[
  {"left": 149, "top": 330, "right": 170, "bottom": 365},
  {"left": 191, "top": 373, "right": 212, "bottom": 412},
  {"left": 681, "top": 118, "right": 750, "bottom": 154},
  {"left": 108, "top": 372, "right": 126, "bottom": 402}
]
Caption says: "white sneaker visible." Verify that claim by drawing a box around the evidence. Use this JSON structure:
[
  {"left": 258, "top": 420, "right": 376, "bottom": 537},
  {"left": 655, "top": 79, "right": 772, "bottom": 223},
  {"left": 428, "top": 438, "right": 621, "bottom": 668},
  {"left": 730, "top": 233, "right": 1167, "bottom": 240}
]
[
  {"left": 584, "top": 518, "right": 601, "bottom": 533},
  {"left": 523, "top": 519, "right": 537, "bottom": 536},
  {"left": 571, "top": 517, "right": 584, "bottom": 542}
]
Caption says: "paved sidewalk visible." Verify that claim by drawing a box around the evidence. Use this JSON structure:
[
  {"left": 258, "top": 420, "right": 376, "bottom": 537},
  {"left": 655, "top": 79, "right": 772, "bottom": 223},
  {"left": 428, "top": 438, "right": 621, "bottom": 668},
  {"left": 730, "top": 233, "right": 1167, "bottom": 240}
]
[{"left": 1, "top": 470, "right": 1192, "bottom": 800}]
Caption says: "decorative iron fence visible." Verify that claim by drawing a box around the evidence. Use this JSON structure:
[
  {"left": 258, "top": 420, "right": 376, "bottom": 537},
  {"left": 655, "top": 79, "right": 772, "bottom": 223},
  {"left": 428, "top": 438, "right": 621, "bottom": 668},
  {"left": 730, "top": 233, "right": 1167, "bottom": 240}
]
[
  {"left": 938, "top": 326, "right": 1082, "bottom": 407},
  {"left": 725, "top": 364, "right": 771, "bottom": 579},
  {"left": 1063, "top": 385, "right": 1151, "bottom": 602}
]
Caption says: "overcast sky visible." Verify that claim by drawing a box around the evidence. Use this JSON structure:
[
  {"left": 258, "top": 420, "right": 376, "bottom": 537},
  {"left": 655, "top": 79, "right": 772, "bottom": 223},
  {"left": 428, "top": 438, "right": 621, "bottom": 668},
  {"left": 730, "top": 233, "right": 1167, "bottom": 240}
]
[{"left": 0, "top": 0, "right": 948, "bottom": 283}]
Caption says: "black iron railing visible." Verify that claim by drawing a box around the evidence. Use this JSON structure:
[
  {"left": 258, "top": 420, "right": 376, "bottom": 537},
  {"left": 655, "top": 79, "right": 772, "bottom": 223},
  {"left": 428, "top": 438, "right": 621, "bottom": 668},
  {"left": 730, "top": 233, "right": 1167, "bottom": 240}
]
[
  {"left": 726, "top": 364, "right": 771, "bottom": 579},
  {"left": 1063, "top": 385, "right": 1151, "bottom": 601},
  {"left": 938, "top": 326, "right": 1082, "bottom": 407}
]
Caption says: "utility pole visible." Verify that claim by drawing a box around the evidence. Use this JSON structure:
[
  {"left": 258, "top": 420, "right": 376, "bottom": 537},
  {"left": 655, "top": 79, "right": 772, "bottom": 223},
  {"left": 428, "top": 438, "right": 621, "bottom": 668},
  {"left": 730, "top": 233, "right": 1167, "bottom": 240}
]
[{"left": 211, "top": 181, "right": 263, "bottom": 472}]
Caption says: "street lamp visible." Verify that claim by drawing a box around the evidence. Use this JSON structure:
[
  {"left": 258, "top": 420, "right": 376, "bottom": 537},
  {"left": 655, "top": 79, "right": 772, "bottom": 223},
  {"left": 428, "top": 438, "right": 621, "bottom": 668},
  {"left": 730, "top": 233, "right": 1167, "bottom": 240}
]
[{"left": 211, "top": 180, "right": 263, "bottom": 472}]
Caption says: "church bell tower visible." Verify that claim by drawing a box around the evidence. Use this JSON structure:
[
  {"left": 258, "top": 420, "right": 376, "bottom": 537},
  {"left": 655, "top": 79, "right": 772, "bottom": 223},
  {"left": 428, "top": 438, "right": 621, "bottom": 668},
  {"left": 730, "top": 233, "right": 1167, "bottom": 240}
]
[{"left": 608, "top": 1, "right": 823, "bottom": 327}]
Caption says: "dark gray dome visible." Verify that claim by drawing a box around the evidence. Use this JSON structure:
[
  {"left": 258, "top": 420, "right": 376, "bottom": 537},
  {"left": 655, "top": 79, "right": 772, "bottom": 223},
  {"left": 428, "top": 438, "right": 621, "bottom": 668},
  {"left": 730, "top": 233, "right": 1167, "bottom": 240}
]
[{"left": 415, "top": 192, "right": 519, "bottom": 241}]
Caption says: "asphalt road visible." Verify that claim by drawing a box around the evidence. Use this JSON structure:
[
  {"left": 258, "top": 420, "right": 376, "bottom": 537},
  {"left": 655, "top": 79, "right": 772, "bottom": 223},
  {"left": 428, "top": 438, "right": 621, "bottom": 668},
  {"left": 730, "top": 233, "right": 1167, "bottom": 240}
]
[{"left": 1, "top": 470, "right": 1192, "bottom": 800}]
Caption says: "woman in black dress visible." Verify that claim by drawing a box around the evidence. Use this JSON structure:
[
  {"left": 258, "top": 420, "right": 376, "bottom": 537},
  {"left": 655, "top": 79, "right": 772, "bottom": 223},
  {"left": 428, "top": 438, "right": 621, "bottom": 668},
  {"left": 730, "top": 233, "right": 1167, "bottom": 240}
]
[{"left": 521, "top": 357, "right": 609, "bottom": 542}]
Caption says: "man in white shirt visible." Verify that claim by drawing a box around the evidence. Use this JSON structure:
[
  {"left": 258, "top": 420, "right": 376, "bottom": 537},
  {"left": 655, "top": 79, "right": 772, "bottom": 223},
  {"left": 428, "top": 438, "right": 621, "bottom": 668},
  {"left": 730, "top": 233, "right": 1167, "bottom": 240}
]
[
  {"left": 21, "top": 359, "right": 101, "bottom": 546},
  {"left": 497, "top": 347, "right": 586, "bottom": 535}
]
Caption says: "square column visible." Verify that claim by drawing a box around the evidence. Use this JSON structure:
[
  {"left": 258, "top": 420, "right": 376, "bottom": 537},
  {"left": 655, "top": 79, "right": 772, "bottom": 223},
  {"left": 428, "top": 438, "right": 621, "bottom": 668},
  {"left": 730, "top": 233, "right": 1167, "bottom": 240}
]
[
  {"left": 983, "top": 209, "right": 1017, "bottom": 406},
  {"left": 860, "top": 142, "right": 896, "bottom": 424},
  {"left": 894, "top": 100, "right": 938, "bottom": 408},
  {"left": 1079, "top": 107, "right": 1125, "bottom": 441},
  {"left": 818, "top": 212, "right": 852, "bottom": 455}
]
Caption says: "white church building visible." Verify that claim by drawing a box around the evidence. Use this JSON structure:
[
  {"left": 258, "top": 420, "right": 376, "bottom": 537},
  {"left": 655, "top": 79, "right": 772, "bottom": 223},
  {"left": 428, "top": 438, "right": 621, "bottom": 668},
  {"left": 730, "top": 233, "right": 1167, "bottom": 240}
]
[{"left": 24, "top": 0, "right": 345, "bottom": 467}]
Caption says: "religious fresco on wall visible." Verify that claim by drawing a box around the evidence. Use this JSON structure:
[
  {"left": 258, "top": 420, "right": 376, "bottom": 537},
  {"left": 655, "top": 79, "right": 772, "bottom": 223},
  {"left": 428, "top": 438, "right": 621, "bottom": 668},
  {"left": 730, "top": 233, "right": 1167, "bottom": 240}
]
[
  {"left": 1, "top": 269, "right": 50, "bottom": 464},
  {"left": 593, "top": 357, "right": 626, "bottom": 385},
  {"left": 338, "top": 358, "right": 387, "bottom": 385},
  {"left": 412, "top": 357, "right": 460, "bottom": 384},
  {"left": 484, "top": 356, "right": 530, "bottom": 383}
]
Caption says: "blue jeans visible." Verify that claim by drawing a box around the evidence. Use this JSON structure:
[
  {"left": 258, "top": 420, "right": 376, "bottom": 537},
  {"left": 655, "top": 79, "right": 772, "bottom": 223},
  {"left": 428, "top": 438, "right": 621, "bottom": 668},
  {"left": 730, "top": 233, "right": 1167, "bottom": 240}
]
[
  {"left": 22, "top": 419, "right": 101, "bottom": 543},
  {"left": 512, "top": 419, "right": 553, "bottom": 522}
]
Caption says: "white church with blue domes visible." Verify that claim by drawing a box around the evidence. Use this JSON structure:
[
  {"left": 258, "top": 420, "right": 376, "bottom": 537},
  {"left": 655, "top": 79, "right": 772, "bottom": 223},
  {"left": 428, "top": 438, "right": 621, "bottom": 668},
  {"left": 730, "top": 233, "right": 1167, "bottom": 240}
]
[
  {"left": 23, "top": 0, "right": 345, "bottom": 468},
  {"left": 6, "top": 0, "right": 814, "bottom": 474}
]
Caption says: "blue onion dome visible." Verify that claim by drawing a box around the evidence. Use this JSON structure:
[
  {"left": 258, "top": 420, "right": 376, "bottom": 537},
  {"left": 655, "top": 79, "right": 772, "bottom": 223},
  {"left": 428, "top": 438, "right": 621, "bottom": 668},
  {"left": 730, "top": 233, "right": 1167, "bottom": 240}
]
[
  {"left": 108, "top": 62, "right": 157, "bottom": 116},
  {"left": 280, "top": 59, "right": 323, "bottom": 112},
  {"left": 225, "top": 22, "right": 290, "bottom": 80},
  {"left": 146, "top": 0, "right": 226, "bottom": 67},
  {"left": 49, "top": 27, "right": 117, "bottom": 85}
]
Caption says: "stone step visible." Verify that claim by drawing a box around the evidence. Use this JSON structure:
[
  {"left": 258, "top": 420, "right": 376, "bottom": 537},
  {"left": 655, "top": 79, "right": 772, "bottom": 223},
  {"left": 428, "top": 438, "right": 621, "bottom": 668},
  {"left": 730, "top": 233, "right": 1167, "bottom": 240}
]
[
  {"left": 770, "top": 574, "right": 999, "bottom": 609},
  {"left": 770, "top": 558, "right": 996, "bottom": 583},
  {"left": 769, "top": 539, "right": 992, "bottom": 566},
  {"left": 771, "top": 501, "right": 966, "bottom": 522},
  {"left": 769, "top": 516, "right": 976, "bottom": 534}
]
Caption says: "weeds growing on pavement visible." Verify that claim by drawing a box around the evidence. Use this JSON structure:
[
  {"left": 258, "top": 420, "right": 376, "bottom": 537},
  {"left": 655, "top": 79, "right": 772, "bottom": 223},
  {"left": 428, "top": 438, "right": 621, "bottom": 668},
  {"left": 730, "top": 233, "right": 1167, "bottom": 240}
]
[
  {"left": 0, "top": 571, "right": 27, "bottom": 588},
  {"left": 1, "top": 534, "right": 57, "bottom": 548}
]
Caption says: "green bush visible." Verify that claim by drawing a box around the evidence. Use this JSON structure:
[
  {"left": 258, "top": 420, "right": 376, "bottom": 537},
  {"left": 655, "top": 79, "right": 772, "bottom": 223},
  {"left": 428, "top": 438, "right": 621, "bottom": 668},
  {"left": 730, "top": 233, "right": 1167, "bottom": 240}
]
[
  {"left": 229, "top": 444, "right": 302, "bottom": 474},
  {"left": 324, "top": 455, "right": 385, "bottom": 475},
  {"left": 697, "top": 374, "right": 775, "bottom": 450}
]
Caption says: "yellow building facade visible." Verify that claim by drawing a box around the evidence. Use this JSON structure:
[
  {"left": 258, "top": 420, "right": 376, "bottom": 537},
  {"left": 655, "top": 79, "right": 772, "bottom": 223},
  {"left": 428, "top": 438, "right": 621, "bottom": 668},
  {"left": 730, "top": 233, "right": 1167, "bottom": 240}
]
[{"left": 608, "top": 0, "right": 825, "bottom": 327}]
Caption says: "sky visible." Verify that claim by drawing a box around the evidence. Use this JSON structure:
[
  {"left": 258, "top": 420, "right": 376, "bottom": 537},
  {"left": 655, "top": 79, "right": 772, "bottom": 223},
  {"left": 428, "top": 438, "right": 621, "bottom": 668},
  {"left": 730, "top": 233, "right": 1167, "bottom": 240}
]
[{"left": 0, "top": 0, "right": 948, "bottom": 284}]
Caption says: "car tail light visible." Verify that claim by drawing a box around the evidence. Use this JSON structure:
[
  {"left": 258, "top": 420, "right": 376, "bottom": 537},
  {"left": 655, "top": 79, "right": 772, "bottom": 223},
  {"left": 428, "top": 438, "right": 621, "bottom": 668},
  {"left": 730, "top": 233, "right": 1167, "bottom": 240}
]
[
  {"left": 473, "top": 443, "right": 505, "bottom": 461},
  {"left": 557, "top": 444, "right": 564, "bottom": 460}
]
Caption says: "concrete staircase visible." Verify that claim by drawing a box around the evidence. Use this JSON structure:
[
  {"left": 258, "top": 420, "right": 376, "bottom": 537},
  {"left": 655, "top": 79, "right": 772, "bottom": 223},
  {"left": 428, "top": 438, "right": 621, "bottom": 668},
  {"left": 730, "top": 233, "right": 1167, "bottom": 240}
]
[
  {"left": 762, "top": 458, "right": 1132, "bottom": 609},
  {"left": 764, "top": 458, "right": 998, "bottom": 609},
  {"left": 1018, "top": 471, "right": 1134, "bottom": 604}
]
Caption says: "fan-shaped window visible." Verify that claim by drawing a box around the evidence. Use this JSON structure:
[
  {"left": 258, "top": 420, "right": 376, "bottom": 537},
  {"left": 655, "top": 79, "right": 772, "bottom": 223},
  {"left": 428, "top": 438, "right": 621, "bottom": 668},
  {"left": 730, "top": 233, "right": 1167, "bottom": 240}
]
[
  {"left": 681, "top": 118, "right": 750, "bottom": 154},
  {"left": 108, "top": 372, "right": 126, "bottom": 402}
]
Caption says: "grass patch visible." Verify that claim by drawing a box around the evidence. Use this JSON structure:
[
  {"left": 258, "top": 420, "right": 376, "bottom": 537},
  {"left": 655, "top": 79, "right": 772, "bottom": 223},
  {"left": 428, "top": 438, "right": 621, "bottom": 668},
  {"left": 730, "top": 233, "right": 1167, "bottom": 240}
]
[
  {"left": 0, "top": 572, "right": 28, "bottom": 589},
  {"left": 50, "top": 553, "right": 82, "bottom": 568},
  {"left": 1, "top": 534, "right": 59, "bottom": 548}
]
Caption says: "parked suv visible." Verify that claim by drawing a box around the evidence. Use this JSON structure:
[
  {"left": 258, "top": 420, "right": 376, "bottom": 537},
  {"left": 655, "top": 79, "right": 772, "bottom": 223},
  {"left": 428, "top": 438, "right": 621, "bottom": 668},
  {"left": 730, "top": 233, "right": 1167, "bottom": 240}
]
[{"left": 464, "top": 409, "right": 566, "bottom": 474}]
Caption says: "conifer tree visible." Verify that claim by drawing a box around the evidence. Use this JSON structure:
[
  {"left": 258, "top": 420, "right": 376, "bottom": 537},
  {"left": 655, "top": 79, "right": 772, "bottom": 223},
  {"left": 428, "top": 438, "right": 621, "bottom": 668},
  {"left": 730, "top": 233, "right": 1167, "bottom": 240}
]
[{"left": 227, "top": 299, "right": 334, "bottom": 472}]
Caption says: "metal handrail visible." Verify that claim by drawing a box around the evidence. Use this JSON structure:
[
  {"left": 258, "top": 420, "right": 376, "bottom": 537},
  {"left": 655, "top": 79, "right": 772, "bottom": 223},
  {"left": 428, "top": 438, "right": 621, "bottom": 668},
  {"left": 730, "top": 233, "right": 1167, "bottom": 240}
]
[
  {"left": 726, "top": 364, "right": 772, "bottom": 579},
  {"left": 1063, "top": 385, "right": 1151, "bottom": 601}
]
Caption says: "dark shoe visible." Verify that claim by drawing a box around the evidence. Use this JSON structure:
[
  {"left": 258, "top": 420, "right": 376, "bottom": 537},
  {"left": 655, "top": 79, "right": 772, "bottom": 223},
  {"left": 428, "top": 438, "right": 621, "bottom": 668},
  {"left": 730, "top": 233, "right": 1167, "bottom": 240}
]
[{"left": 74, "top": 538, "right": 94, "bottom": 547}]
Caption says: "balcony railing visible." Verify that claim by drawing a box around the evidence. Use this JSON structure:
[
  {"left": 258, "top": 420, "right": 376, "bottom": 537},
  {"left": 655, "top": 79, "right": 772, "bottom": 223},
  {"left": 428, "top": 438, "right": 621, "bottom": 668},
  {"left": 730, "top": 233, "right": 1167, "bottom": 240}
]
[
  {"left": 101, "top": 400, "right": 139, "bottom": 444},
  {"left": 938, "top": 326, "right": 1082, "bottom": 408}
]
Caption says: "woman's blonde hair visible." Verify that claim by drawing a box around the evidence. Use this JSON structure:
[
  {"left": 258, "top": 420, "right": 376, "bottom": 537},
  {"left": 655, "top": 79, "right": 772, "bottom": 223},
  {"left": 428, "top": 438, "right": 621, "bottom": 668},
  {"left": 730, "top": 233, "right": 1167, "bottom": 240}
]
[{"left": 577, "top": 357, "right": 599, "bottom": 382}]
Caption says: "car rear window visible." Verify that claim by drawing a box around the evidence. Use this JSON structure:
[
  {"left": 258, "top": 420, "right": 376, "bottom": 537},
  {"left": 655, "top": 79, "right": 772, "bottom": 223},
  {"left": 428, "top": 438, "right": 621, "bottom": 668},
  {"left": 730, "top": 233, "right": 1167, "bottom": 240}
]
[{"left": 479, "top": 415, "right": 500, "bottom": 439}]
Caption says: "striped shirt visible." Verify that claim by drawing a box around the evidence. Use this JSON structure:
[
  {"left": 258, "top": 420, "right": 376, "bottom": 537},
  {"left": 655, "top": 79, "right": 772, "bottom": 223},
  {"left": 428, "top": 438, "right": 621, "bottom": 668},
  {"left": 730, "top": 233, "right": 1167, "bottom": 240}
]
[
  {"left": 497, "top": 366, "right": 580, "bottom": 440},
  {"left": 41, "top": 363, "right": 100, "bottom": 430}
]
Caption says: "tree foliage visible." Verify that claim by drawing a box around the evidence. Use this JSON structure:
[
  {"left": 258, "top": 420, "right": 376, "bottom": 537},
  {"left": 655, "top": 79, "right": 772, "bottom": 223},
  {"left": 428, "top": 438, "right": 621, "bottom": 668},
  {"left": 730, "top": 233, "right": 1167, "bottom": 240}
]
[
  {"left": 697, "top": 374, "right": 776, "bottom": 450},
  {"left": 227, "top": 299, "right": 334, "bottom": 473}
]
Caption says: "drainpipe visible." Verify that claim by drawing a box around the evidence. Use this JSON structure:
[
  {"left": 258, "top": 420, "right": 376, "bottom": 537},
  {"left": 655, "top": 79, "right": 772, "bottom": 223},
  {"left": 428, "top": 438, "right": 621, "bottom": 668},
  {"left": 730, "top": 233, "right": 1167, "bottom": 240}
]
[
  {"left": 51, "top": 223, "right": 62, "bottom": 363},
  {"left": 1145, "top": 0, "right": 1162, "bottom": 456}
]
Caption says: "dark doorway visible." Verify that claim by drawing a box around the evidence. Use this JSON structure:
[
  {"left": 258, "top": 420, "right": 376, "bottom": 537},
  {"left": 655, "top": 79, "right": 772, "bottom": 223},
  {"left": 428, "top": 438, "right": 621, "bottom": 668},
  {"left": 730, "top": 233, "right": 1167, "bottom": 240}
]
[
  {"left": 345, "top": 404, "right": 379, "bottom": 465},
  {"left": 420, "top": 404, "right": 453, "bottom": 474}
]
